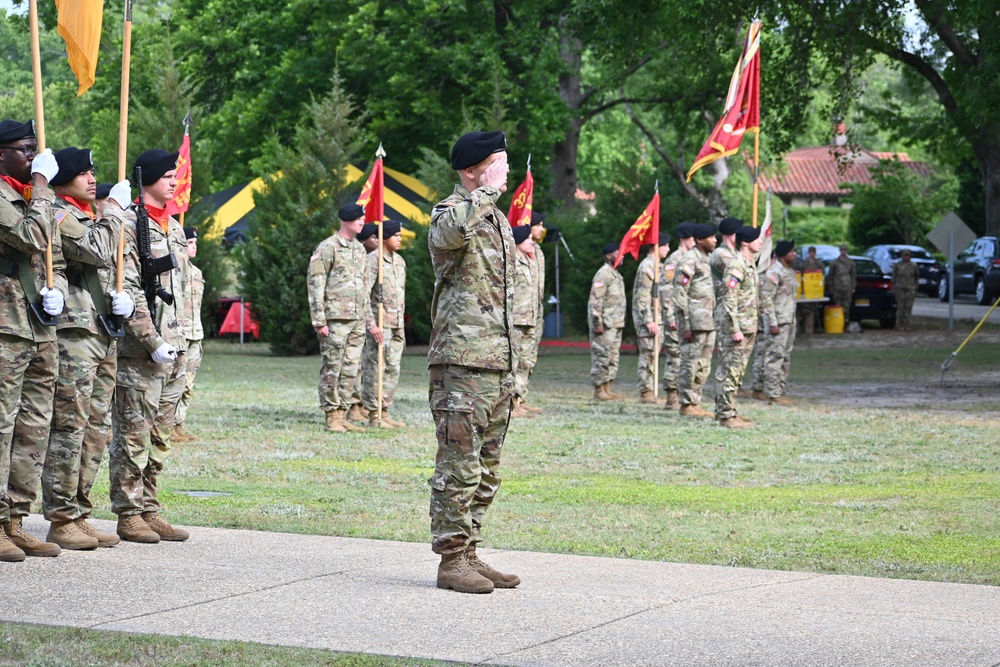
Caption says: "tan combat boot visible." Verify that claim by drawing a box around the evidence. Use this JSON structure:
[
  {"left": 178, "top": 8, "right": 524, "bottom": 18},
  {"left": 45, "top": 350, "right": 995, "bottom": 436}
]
[
  {"left": 768, "top": 396, "right": 797, "bottom": 407},
  {"left": 346, "top": 404, "right": 367, "bottom": 422},
  {"left": 117, "top": 514, "right": 160, "bottom": 543},
  {"left": 5, "top": 517, "right": 61, "bottom": 557},
  {"left": 751, "top": 390, "right": 767, "bottom": 401},
  {"left": 604, "top": 382, "right": 626, "bottom": 400},
  {"left": 172, "top": 425, "right": 196, "bottom": 442},
  {"left": 46, "top": 521, "right": 99, "bottom": 550},
  {"left": 74, "top": 518, "right": 120, "bottom": 547},
  {"left": 736, "top": 388, "right": 752, "bottom": 399},
  {"left": 381, "top": 411, "right": 407, "bottom": 428},
  {"left": 663, "top": 389, "right": 680, "bottom": 410},
  {"left": 341, "top": 411, "right": 365, "bottom": 433},
  {"left": 466, "top": 543, "right": 520, "bottom": 588},
  {"left": 679, "top": 404, "right": 713, "bottom": 418},
  {"left": 0, "top": 530, "right": 25, "bottom": 562},
  {"left": 735, "top": 414, "right": 755, "bottom": 427},
  {"left": 719, "top": 416, "right": 751, "bottom": 429},
  {"left": 520, "top": 401, "right": 543, "bottom": 414},
  {"left": 511, "top": 398, "right": 535, "bottom": 419},
  {"left": 639, "top": 390, "right": 657, "bottom": 404},
  {"left": 325, "top": 410, "right": 347, "bottom": 432},
  {"left": 436, "top": 551, "right": 494, "bottom": 594},
  {"left": 367, "top": 411, "right": 395, "bottom": 428},
  {"left": 593, "top": 384, "right": 613, "bottom": 401},
  {"left": 142, "top": 512, "right": 190, "bottom": 541}
]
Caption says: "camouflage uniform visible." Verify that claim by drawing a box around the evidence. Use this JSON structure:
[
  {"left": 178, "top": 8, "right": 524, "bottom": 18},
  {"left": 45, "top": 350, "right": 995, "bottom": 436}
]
[
  {"left": 308, "top": 232, "right": 373, "bottom": 413},
  {"left": 715, "top": 252, "right": 759, "bottom": 420},
  {"left": 41, "top": 198, "right": 120, "bottom": 524},
  {"left": 511, "top": 250, "right": 538, "bottom": 398},
  {"left": 674, "top": 246, "right": 715, "bottom": 406},
  {"left": 107, "top": 206, "right": 183, "bottom": 517},
  {"left": 427, "top": 184, "right": 515, "bottom": 555},
  {"left": 828, "top": 254, "right": 857, "bottom": 321},
  {"left": 588, "top": 262, "right": 626, "bottom": 386},
  {"left": 756, "top": 260, "right": 798, "bottom": 398},
  {"left": 153, "top": 220, "right": 189, "bottom": 460},
  {"left": 0, "top": 178, "right": 59, "bottom": 525},
  {"left": 361, "top": 247, "right": 406, "bottom": 411},
  {"left": 632, "top": 253, "right": 659, "bottom": 394},
  {"left": 709, "top": 243, "right": 737, "bottom": 330},
  {"left": 176, "top": 260, "right": 204, "bottom": 427},
  {"left": 530, "top": 246, "right": 545, "bottom": 370},
  {"left": 892, "top": 260, "right": 920, "bottom": 329},
  {"left": 659, "top": 247, "right": 685, "bottom": 392},
  {"left": 0, "top": 180, "right": 66, "bottom": 523}
]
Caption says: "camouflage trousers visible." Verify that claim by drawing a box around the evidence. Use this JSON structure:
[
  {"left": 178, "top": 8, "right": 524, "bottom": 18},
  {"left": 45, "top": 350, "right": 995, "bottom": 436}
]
[
  {"left": 753, "top": 323, "right": 795, "bottom": 398},
  {"left": 0, "top": 335, "right": 40, "bottom": 522},
  {"left": 589, "top": 326, "right": 622, "bottom": 386},
  {"left": 678, "top": 330, "right": 715, "bottom": 406},
  {"left": 109, "top": 356, "right": 171, "bottom": 516},
  {"left": 158, "top": 348, "right": 187, "bottom": 435},
  {"left": 833, "top": 288, "right": 853, "bottom": 322},
  {"left": 714, "top": 333, "right": 756, "bottom": 420},
  {"left": 361, "top": 327, "right": 405, "bottom": 411},
  {"left": 175, "top": 339, "right": 203, "bottom": 426},
  {"left": 896, "top": 288, "right": 916, "bottom": 329},
  {"left": 42, "top": 331, "right": 117, "bottom": 523},
  {"left": 428, "top": 364, "right": 513, "bottom": 555},
  {"left": 511, "top": 324, "right": 536, "bottom": 399},
  {"left": 635, "top": 334, "right": 661, "bottom": 394},
  {"left": 660, "top": 327, "right": 681, "bottom": 392},
  {"left": 1, "top": 338, "right": 57, "bottom": 521},
  {"left": 318, "top": 319, "right": 366, "bottom": 412}
]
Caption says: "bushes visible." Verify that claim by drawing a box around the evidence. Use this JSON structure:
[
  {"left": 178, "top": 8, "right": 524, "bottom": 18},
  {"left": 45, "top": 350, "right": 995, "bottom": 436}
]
[{"left": 785, "top": 207, "right": 849, "bottom": 245}]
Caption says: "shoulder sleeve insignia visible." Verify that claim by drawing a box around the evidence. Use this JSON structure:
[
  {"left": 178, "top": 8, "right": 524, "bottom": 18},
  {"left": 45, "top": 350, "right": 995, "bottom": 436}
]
[
  {"left": 768, "top": 272, "right": 780, "bottom": 284},
  {"left": 593, "top": 281, "right": 604, "bottom": 288},
  {"left": 727, "top": 275, "right": 741, "bottom": 289},
  {"left": 680, "top": 274, "right": 690, "bottom": 286},
  {"left": 54, "top": 210, "right": 68, "bottom": 226}
]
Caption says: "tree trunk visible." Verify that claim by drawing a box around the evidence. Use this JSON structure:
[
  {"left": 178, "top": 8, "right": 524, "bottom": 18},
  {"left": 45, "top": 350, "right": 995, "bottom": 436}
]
[
  {"left": 976, "top": 137, "right": 1000, "bottom": 238},
  {"left": 551, "top": 19, "right": 584, "bottom": 210}
]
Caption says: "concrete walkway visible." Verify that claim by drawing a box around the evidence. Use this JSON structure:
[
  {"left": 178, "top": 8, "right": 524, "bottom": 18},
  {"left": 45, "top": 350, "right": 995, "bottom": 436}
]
[{"left": 4, "top": 516, "right": 999, "bottom": 666}]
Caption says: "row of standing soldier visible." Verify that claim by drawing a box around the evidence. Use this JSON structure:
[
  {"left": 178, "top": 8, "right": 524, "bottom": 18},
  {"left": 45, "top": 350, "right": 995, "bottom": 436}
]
[{"left": 1, "top": 118, "right": 203, "bottom": 562}]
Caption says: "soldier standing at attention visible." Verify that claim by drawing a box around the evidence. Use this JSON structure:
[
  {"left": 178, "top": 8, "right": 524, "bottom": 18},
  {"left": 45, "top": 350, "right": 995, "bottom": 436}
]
[
  {"left": 308, "top": 203, "right": 380, "bottom": 433},
  {"left": 357, "top": 223, "right": 380, "bottom": 254},
  {"left": 828, "top": 244, "right": 857, "bottom": 323},
  {"left": 510, "top": 224, "right": 537, "bottom": 418},
  {"left": 361, "top": 220, "right": 407, "bottom": 428},
  {"left": 519, "top": 211, "right": 546, "bottom": 414},
  {"left": 674, "top": 223, "right": 718, "bottom": 418},
  {"left": 633, "top": 233, "right": 670, "bottom": 404},
  {"left": 173, "top": 227, "right": 205, "bottom": 441},
  {"left": 660, "top": 222, "right": 695, "bottom": 410},
  {"left": 709, "top": 217, "right": 741, "bottom": 305},
  {"left": 350, "top": 222, "right": 382, "bottom": 421},
  {"left": 715, "top": 225, "right": 762, "bottom": 428},
  {"left": 589, "top": 242, "right": 627, "bottom": 401},
  {"left": 107, "top": 149, "right": 188, "bottom": 544},
  {"left": 755, "top": 240, "right": 799, "bottom": 405},
  {"left": 427, "top": 130, "right": 519, "bottom": 594},
  {"left": 0, "top": 119, "right": 62, "bottom": 561},
  {"left": 892, "top": 249, "right": 920, "bottom": 331},
  {"left": 41, "top": 148, "right": 133, "bottom": 550}
]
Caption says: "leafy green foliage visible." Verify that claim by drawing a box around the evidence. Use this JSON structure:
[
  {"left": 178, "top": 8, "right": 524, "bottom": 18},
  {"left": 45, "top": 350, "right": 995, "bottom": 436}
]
[{"left": 785, "top": 207, "right": 849, "bottom": 246}]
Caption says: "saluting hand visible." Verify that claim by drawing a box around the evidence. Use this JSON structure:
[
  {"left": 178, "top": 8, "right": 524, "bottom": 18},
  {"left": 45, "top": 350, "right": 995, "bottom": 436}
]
[{"left": 480, "top": 154, "right": 509, "bottom": 192}]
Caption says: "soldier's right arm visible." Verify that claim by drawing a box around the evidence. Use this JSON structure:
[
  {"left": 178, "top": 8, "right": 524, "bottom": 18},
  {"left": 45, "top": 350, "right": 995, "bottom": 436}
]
[
  {"left": 674, "top": 259, "right": 695, "bottom": 332},
  {"left": 761, "top": 269, "right": 779, "bottom": 328},
  {"left": 428, "top": 186, "right": 501, "bottom": 251},
  {"left": 0, "top": 185, "right": 53, "bottom": 254},
  {"left": 307, "top": 241, "right": 331, "bottom": 328},
  {"left": 589, "top": 268, "right": 607, "bottom": 330},
  {"left": 120, "top": 222, "right": 166, "bottom": 352}
]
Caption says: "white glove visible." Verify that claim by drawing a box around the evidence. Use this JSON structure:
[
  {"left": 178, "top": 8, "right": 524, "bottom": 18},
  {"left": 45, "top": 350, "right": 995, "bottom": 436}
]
[
  {"left": 30, "top": 149, "right": 59, "bottom": 183},
  {"left": 39, "top": 286, "right": 64, "bottom": 315},
  {"left": 108, "top": 179, "right": 132, "bottom": 208},
  {"left": 111, "top": 290, "right": 135, "bottom": 317},
  {"left": 151, "top": 343, "right": 177, "bottom": 364}
]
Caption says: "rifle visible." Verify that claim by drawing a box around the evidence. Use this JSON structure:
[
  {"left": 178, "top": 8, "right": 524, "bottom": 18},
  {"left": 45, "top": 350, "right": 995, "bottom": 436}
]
[{"left": 134, "top": 166, "right": 177, "bottom": 318}]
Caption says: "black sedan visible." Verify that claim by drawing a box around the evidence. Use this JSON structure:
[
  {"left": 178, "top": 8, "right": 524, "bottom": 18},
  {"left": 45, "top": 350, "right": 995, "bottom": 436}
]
[
  {"left": 862, "top": 244, "right": 943, "bottom": 296},
  {"left": 825, "top": 256, "right": 898, "bottom": 328}
]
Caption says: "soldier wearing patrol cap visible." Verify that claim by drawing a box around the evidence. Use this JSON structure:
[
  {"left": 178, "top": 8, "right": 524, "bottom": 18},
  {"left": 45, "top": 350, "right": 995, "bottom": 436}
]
[
  {"left": 510, "top": 223, "right": 537, "bottom": 418},
  {"left": 427, "top": 130, "right": 519, "bottom": 594},
  {"left": 173, "top": 226, "right": 205, "bottom": 441},
  {"left": 633, "top": 232, "right": 670, "bottom": 403},
  {"left": 41, "top": 147, "right": 132, "bottom": 550},
  {"left": 589, "top": 242, "right": 627, "bottom": 401},
  {"left": 674, "top": 222, "right": 718, "bottom": 417},
  {"left": 308, "top": 203, "right": 380, "bottom": 433},
  {"left": 0, "top": 119, "right": 65, "bottom": 561},
  {"left": 660, "top": 222, "right": 695, "bottom": 409}
]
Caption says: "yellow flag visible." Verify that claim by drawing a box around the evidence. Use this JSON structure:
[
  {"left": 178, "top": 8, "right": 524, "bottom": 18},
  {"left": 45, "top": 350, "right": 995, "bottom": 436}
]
[{"left": 56, "top": 0, "right": 104, "bottom": 96}]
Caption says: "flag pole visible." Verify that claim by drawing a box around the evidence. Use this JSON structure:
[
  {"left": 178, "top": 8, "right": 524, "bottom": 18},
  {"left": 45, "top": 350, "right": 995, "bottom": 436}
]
[
  {"left": 651, "top": 180, "right": 660, "bottom": 400},
  {"left": 751, "top": 130, "right": 760, "bottom": 228},
  {"left": 29, "top": 0, "right": 54, "bottom": 295},
  {"left": 375, "top": 143, "right": 386, "bottom": 426},
  {"left": 115, "top": 0, "right": 135, "bottom": 297},
  {"left": 179, "top": 111, "right": 191, "bottom": 228}
]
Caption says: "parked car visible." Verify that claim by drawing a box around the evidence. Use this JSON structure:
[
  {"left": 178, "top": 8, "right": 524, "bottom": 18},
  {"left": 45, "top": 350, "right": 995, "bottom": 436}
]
[
  {"left": 840, "top": 256, "right": 898, "bottom": 328},
  {"left": 862, "top": 244, "right": 943, "bottom": 296},
  {"left": 937, "top": 236, "right": 1000, "bottom": 305}
]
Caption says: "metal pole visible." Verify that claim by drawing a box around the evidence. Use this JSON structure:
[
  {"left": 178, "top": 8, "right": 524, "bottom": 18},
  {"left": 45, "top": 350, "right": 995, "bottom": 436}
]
[
  {"left": 554, "top": 242, "right": 561, "bottom": 337},
  {"left": 948, "top": 231, "right": 954, "bottom": 331},
  {"left": 240, "top": 296, "right": 245, "bottom": 345}
]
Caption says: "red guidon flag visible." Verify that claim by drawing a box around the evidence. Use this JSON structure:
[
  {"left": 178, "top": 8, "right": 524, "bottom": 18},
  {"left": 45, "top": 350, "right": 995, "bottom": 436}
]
[
  {"left": 686, "top": 20, "right": 761, "bottom": 182},
  {"left": 506, "top": 168, "right": 533, "bottom": 226},
  {"left": 614, "top": 191, "right": 660, "bottom": 269},
  {"left": 357, "top": 157, "right": 385, "bottom": 222},
  {"left": 166, "top": 134, "right": 192, "bottom": 216}
]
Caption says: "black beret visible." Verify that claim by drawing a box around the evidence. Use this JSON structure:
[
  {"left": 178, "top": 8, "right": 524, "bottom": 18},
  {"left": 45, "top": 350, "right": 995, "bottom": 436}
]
[
  {"left": 381, "top": 220, "right": 402, "bottom": 237},
  {"left": 356, "top": 223, "right": 378, "bottom": 241},
  {"left": 602, "top": 242, "right": 620, "bottom": 256},
  {"left": 95, "top": 183, "right": 113, "bottom": 200},
  {"left": 450, "top": 131, "right": 507, "bottom": 170},
  {"left": 675, "top": 222, "right": 694, "bottom": 239},
  {"left": 530, "top": 211, "right": 546, "bottom": 226},
  {"left": 50, "top": 147, "right": 95, "bottom": 186},
  {"left": 134, "top": 149, "right": 179, "bottom": 186},
  {"left": 658, "top": 232, "right": 671, "bottom": 247},
  {"left": 735, "top": 225, "right": 761, "bottom": 242},
  {"left": 512, "top": 225, "right": 532, "bottom": 244},
  {"left": 775, "top": 240, "right": 795, "bottom": 257},
  {"left": 0, "top": 119, "right": 35, "bottom": 144},
  {"left": 339, "top": 203, "right": 365, "bottom": 221},
  {"left": 184, "top": 227, "right": 198, "bottom": 240},
  {"left": 692, "top": 223, "right": 717, "bottom": 239},
  {"left": 718, "top": 216, "right": 743, "bottom": 235}
]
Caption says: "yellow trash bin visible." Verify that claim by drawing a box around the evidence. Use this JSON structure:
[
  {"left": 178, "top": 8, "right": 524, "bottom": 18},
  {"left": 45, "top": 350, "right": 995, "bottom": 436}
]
[
  {"left": 824, "top": 305, "right": 844, "bottom": 334},
  {"left": 803, "top": 270, "right": 825, "bottom": 299}
]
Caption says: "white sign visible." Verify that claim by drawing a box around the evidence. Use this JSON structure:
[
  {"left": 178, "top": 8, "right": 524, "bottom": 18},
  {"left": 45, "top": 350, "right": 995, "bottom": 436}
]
[{"left": 927, "top": 212, "right": 977, "bottom": 261}]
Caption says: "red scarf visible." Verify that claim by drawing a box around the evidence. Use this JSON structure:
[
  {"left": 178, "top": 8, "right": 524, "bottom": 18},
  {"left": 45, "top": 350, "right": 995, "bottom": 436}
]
[
  {"left": 0, "top": 174, "right": 31, "bottom": 201},
  {"left": 58, "top": 194, "right": 95, "bottom": 219},
  {"left": 134, "top": 198, "right": 170, "bottom": 232}
]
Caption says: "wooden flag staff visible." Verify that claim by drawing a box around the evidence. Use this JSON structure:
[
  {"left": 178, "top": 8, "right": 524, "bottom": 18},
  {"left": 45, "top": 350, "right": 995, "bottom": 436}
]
[
  {"left": 115, "top": 0, "right": 134, "bottom": 298},
  {"left": 29, "top": 0, "right": 56, "bottom": 323}
]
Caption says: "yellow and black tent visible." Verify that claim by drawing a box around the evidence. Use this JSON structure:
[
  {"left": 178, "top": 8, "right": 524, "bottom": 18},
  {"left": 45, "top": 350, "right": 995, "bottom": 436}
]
[{"left": 198, "top": 165, "right": 432, "bottom": 244}]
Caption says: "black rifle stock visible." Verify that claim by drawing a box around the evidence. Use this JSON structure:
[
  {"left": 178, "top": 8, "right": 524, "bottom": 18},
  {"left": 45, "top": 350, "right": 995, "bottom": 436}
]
[{"left": 134, "top": 167, "right": 177, "bottom": 323}]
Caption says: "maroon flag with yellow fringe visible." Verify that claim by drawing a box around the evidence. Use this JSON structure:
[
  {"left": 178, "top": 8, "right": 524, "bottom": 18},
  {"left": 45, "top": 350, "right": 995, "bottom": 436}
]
[{"left": 614, "top": 192, "right": 660, "bottom": 269}]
